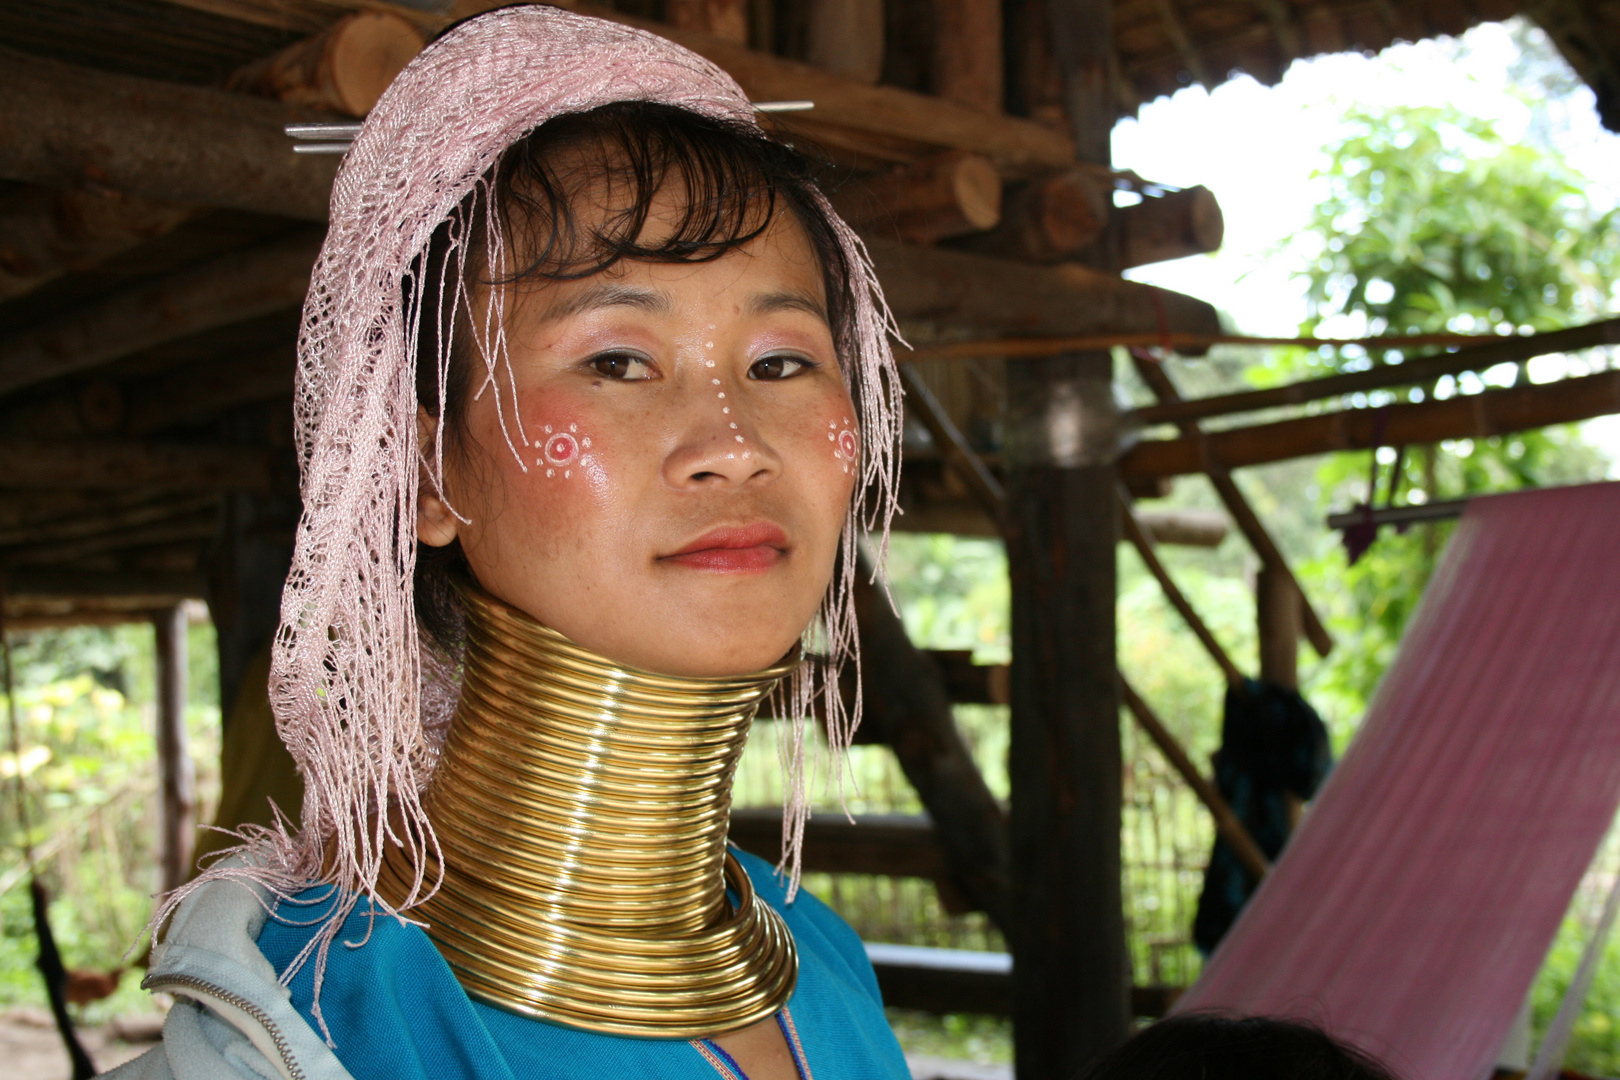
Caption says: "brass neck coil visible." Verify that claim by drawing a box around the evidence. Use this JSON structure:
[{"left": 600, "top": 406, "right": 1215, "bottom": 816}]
[{"left": 378, "top": 582, "right": 800, "bottom": 1037}]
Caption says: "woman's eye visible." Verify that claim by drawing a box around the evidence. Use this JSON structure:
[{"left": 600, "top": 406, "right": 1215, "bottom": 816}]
[
  {"left": 749, "top": 354, "right": 811, "bottom": 380},
  {"left": 588, "top": 351, "right": 655, "bottom": 380}
]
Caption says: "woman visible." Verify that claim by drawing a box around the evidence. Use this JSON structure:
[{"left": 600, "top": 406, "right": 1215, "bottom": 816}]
[{"left": 109, "top": 7, "right": 908, "bottom": 1079}]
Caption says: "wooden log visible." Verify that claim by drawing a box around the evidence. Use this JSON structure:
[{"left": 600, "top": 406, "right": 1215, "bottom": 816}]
[
  {"left": 933, "top": 0, "right": 1002, "bottom": 112},
  {"left": 229, "top": 11, "right": 425, "bottom": 117},
  {"left": 0, "top": 47, "right": 336, "bottom": 223},
  {"left": 851, "top": 554, "right": 1013, "bottom": 929},
  {"left": 0, "top": 441, "right": 274, "bottom": 492},
  {"left": 869, "top": 238, "right": 1222, "bottom": 338},
  {"left": 0, "top": 494, "right": 217, "bottom": 549},
  {"left": 831, "top": 152, "right": 1002, "bottom": 244},
  {"left": 1117, "top": 677, "right": 1271, "bottom": 882},
  {"left": 0, "top": 232, "right": 320, "bottom": 397},
  {"left": 4, "top": 571, "right": 206, "bottom": 601},
  {"left": 728, "top": 809, "right": 949, "bottom": 878},
  {"left": 953, "top": 168, "right": 1111, "bottom": 263},
  {"left": 1134, "top": 318, "right": 1620, "bottom": 428},
  {"left": 154, "top": 603, "right": 196, "bottom": 895},
  {"left": 1120, "top": 368, "right": 1620, "bottom": 482},
  {"left": 0, "top": 185, "right": 193, "bottom": 303},
  {"left": 1111, "top": 185, "right": 1224, "bottom": 271},
  {"left": 1134, "top": 507, "right": 1228, "bottom": 547},
  {"left": 1129, "top": 352, "right": 1335, "bottom": 658},
  {"left": 804, "top": 0, "right": 884, "bottom": 83}
]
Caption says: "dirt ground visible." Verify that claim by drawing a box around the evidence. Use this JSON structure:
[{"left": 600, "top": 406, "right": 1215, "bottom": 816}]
[{"left": 0, "top": 1006, "right": 160, "bottom": 1079}]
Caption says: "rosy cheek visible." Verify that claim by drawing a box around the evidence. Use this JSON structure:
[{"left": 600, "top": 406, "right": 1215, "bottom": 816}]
[{"left": 527, "top": 420, "right": 598, "bottom": 484}]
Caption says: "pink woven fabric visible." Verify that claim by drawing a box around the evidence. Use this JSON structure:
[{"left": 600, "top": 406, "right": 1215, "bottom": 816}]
[
  {"left": 1175, "top": 483, "right": 1620, "bottom": 1080},
  {"left": 159, "top": 5, "right": 903, "bottom": 1021}
]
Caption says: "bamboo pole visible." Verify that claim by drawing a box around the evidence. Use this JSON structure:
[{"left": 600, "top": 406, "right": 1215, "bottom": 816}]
[
  {"left": 1135, "top": 318, "right": 1620, "bottom": 428},
  {"left": 1121, "top": 366, "right": 1620, "bottom": 482},
  {"left": 1117, "top": 676, "right": 1270, "bottom": 881},
  {"left": 1130, "top": 352, "right": 1335, "bottom": 658}
]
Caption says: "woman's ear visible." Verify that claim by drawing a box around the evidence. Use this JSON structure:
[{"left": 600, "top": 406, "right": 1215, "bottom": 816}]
[{"left": 417, "top": 405, "right": 460, "bottom": 548}]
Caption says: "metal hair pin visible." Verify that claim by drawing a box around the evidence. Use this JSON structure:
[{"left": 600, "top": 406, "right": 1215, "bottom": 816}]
[{"left": 285, "top": 102, "right": 813, "bottom": 154}]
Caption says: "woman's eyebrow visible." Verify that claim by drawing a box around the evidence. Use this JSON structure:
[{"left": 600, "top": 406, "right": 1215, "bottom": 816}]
[
  {"left": 748, "top": 290, "right": 829, "bottom": 324},
  {"left": 540, "top": 283, "right": 672, "bottom": 321}
]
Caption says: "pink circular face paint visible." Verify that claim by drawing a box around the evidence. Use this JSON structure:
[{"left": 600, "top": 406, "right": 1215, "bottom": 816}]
[
  {"left": 837, "top": 429, "right": 859, "bottom": 461},
  {"left": 543, "top": 432, "right": 578, "bottom": 467}
]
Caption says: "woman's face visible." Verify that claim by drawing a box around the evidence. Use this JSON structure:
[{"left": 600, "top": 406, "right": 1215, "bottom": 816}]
[{"left": 419, "top": 203, "right": 859, "bottom": 677}]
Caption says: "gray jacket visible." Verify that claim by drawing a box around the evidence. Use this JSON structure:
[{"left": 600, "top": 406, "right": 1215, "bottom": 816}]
[{"left": 103, "top": 873, "right": 355, "bottom": 1080}]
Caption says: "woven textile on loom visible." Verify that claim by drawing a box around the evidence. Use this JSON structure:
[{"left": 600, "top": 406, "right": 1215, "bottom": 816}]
[{"left": 1174, "top": 482, "right": 1620, "bottom": 1080}]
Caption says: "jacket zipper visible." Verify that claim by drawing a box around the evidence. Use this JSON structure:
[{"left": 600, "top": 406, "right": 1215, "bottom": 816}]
[{"left": 142, "top": 972, "right": 307, "bottom": 1080}]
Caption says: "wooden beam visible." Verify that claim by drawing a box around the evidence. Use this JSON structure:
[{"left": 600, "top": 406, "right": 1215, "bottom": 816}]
[
  {"left": 1130, "top": 352, "right": 1335, "bottom": 657},
  {"left": 865, "top": 942, "right": 1183, "bottom": 1018},
  {"left": 152, "top": 0, "right": 1075, "bottom": 171},
  {"left": 3, "top": 570, "right": 206, "bottom": 600},
  {"left": 0, "top": 47, "right": 336, "bottom": 222},
  {"left": 870, "top": 238, "right": 1221, "bottom": 337},
  {"left": 0, "top": 232, "right": 319, "bottom": 397},
  {"left": 229, "top": 11, "right": 425, "bottom": 117},
  {"left": 154, "top": 603, "right": 196, "bottom": 895},
  {"left": 2, "top": 514, "right": 218, "bottom": 568},
  {"left": 1112, "top": 185, "right": 1225, "bottom": 270},
  {"left": 0, "top": 441, "right": 274, "bottom": 492},
  {"left": 804, "top": 0, "right": 885, "bottom": 83},
  {"left": 933, "top": 0, "right": 1003, "bottom": 112},
  {"left": 0, "top": 494, "right": 218, "bottom": 549},
  {"left": 830, "top": 152, "right": 1003, "bottom": 245},
  {"left": 1254, "top": 0, "right": 1305, "bottom": 63},
  {"left": 728, "top": 809, "right": 949, "bottom": 878},
  {"left": 667, "top": 0, "right": 749, "bottom": 44},
  {"left": 0, "top": 185, "right": 194, "bottom": 303},
  {"left": 1117, "top": 486, "right": 1243, "bottom": 686},
  {"left": 127, "top": 347, "right": 295, "bottom": 435},
  {"left": 1121, "top": 368, "right": 1620, "bottom": 482},
  {"left": 1134, "top": 318, "right": 1620, "bottom": 428}
]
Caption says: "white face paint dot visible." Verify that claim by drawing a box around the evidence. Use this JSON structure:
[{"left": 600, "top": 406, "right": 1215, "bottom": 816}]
[
  {"left": 546, "top": 468, "right": 554, "bottom": 478},
  {"left": 711, "top": 378, "right": 721, "bottom": 385},
  {"left": 569, "top": 423, "right": 577, "bottom": 433},
  {"left": 544, "top": 425, "right": 553, "bottom": 434},
  {"left": 705, "top": 360, "right": 715, "bottom": 368},
  {"left": 729, "top": 422, "right": 739, "bottom": 429},
  {"left": 735, "top": 435, "right": 745, "bottom": 443},
  {"left": 704, "top": 341, "right": 714, "bottom": 349},
  {"left": 581, "top": 437, "right": 592, "bottom": 448},
  {"left": 717, "top": 392, "right": 725, "bottom": 399},
  {"left": 722, "top": 407, "right": 731, "bottom": 414},
  {"left": 564, "top": 470, "right": 571, "bottom": 479}
]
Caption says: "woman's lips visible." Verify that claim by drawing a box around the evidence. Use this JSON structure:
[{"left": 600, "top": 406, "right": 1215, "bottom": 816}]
[{"left": 663, "top": 523, "right": 788, "bottom": 572}]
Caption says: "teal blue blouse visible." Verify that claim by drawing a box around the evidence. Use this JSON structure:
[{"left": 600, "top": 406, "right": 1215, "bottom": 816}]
[{"left": 256, "top": 849, "right": 911, "bottom": 1080}]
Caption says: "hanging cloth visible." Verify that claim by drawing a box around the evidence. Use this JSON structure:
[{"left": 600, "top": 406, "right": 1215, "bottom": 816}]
[
  {"left": 1192, "top": 678, "right": 1332, "bottom": 954},
  {"left": 1175, "top": 483, "right": 1620, "bottom": 1080}
]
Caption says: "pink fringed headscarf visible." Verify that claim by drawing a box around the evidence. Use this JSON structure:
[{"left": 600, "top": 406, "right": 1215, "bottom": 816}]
[{"left": 163, "top": 3, "right": 903, "bottom": 1012}]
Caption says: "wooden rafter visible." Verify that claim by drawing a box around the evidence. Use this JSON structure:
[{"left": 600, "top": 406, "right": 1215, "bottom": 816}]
[
  {"left": 0, "top": 441, "right": 274, "bottom": 492},
  {"left": 1121, "top": 367, "right": 1620, "bottom": 481}
]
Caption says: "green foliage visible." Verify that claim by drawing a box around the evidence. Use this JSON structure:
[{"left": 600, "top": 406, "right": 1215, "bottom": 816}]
[
  {"left": 0, "top": 623, "right": 221, "bottom": 1013},
  {"left": 1303, "top": 106, "right": 1617, "bottom": 340}
]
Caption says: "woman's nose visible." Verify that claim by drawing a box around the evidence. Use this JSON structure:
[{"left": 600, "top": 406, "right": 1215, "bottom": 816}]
[{"left": 662, "top": 376, "right": 781, "bottom": 488}]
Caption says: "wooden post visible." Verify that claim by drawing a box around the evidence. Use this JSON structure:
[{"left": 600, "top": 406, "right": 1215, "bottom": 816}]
[
  {"left": 154, "top": 604, "right": 194, "bottom": 896},
  {"left": 1006, "top": 0, "right": 1128, "bottom": 1072},
  {"left": 1256, "top": 565, "right": 1300, "bottom": 689},
  {"left": 805, "top": 0, "right": 885, "bottom": 84},
  {"left": 934, "top": 0, "right": 1003, "bottom": 111},
  {"left": 1005, "top": 354, "right": 1129, "bottom": 1077}
]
